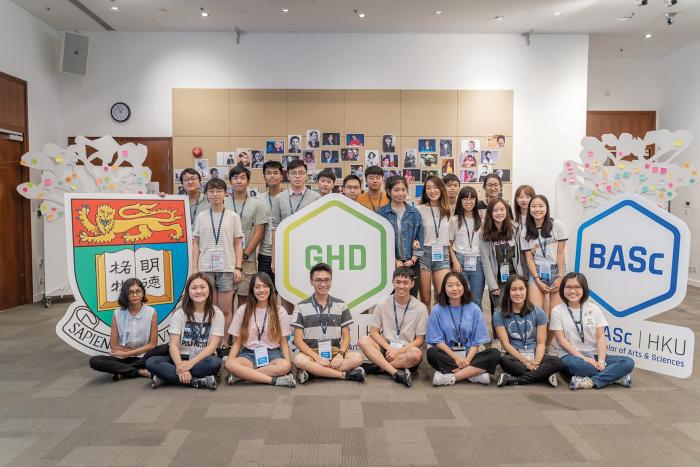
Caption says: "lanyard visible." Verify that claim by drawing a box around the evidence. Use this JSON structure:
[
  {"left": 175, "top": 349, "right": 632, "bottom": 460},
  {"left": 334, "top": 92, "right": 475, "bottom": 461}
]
[
  {"left": 567, "top": 306, "right": 585, "bottom": 343},
  {"left": 254, "top": 308, "right": 268, "bottom": 341},
  {"left": 232, "top": 195, "right": 247, "bottom": 220},
  {"left": 190, "top": 193, "right": 203, "bottom": 224},
  {"left": 288, "top": 190, "right": 307, "bottom": 214},
  {"left": 447, "top": 305, "right": 465, "bottom": 346},
  {"left": 368, "top": 192, "right": 384, "bottom": 213},
  {"left": 537, "top": 228, "right": 548, "bottom": 259},
  {"left": 498, "top": 242, "right": 510, "bottom": 266},
  {"left": 393, "top": 297, "right": 410, "bottom": 338},
  {"left": 311, "top": 296, "right": 330, "bottom": 336},
  {"left": 210, "top": 209, "right": 225, "bottom": 245},
  {"left": 513, "top": 313, "right": 530, "bottom": 349},
  {"left": 266, "top": 193, "right": 273, "bottom": 209},
  {"left": 429, "top": 206, "right": 442, "bottom": 241},
  {"left": 464, "top": 217, "right": 476, "bottom": 249}
]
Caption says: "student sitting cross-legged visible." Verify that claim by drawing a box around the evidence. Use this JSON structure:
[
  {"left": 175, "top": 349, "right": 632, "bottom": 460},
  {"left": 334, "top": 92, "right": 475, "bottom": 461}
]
[
  {"left": 495, "top": 275, "right": 564, "bottom": 387},
  {"left": 224, "top": 272, "right": 296, "bottom": 387},
  {"left": 426, "top": 272, "right": 501, "bottom": 386},
  {"left": 146, "top": 273, "right": 223, "bottom": 390},
  {"left": 291, "top": 263, "right": 366, "bottom": 384},
  {"left": 358, "top": 267, "right": 427, "bottom": 387},
  {"left": 89, "top": 278, "right": 164, "bottom": 381}
]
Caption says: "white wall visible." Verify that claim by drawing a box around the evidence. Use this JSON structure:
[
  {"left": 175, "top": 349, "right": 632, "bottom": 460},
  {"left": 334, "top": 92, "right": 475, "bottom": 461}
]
[
  {"left": 0, "top": 0, "right": 62, "bottom": 300},
  {"left": 659, "top": 40, "right": 700, "bottom": 286},
  {"left": 587, "top": 56, "right": 659, "bottom": 111},
  {"left": 58, "top": 32, "right": 589, "bottom": 203}
]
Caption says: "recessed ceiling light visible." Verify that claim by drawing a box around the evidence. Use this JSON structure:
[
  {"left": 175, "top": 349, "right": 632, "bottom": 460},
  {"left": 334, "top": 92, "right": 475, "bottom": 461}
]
[
  {"left": 110, "top": 6, "right": 119, "bottom": 11},
  {"left": 619, "top": 15, "right": 634, "bottom": 21},
  {"left": 358, "top": 12, "right": 366, "bottom": 19},
  {"left": 282, "top": 8, "right": 289, "bottom": 13},
  {"left": 553, "top": 11, "right": 564, "bottom": 16},
  {"left": 200, "top": 8, "right": 209, "bottom": 17},
  {"left": 435, "top": 10, "right": 443, "bottom": 15},
  {"left": 493, "top": 15, "right": 504, "bottom": 21},
  {"left": 644, "top": 33, "right": 652, "bottom": 38}
]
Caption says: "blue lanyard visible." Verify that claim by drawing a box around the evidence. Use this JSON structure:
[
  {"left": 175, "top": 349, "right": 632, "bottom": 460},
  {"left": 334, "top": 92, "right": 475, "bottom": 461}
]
[
  {"left": 232, "top": 195, "right": 247, "bottom": 220},
  {"left": 311, "top": 296, "right": 330, "bottom": 336},
  {"left": 254, "top": 308, "right": 268, "bottom": 341},
  {"left": 190, "top": 193, "right": 204, "bottom": 224},
  {"left": 393, "top": 297, "right": 410, "bottom": 337},
  {"left": 429, "top": 206, "right": 442, "bottom": 240},
  {"left": 288, "top": 190, "right": 307, "bottom": 214},
  {"left": 447, "top": 305, "right": 464, "bottom": 346},
  {"left": 463, "top": 217, "right": 476, "bottom": 249},
  {"left": 513, "top": 313, "right": 530, "bottom": 350},
  {"left": 567, "top": 306, "right": 585, "bottom": 343},
  {"left": 210, "top": 209, "right": 225, "bottom": 245},
  {"left": 537, "top": 228, "right": 548, "bottom": 259}
]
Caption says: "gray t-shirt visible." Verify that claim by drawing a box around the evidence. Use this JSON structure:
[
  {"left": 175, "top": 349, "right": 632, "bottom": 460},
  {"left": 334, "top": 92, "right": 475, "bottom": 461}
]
[
  {"left": 224, "top": 195, "right": 267, "bottom": 267},
  {"left": 271, "top": 188, "right": 321, "bottom": 230},
  {"left": 371, "top": 295, "right": 428, "bottom": 345},
  {"left": 257, "top": 191, "right": 278, "bottom": 257},
  {"left": 492, "top": 307, "right": 548, "bottom": 351}
]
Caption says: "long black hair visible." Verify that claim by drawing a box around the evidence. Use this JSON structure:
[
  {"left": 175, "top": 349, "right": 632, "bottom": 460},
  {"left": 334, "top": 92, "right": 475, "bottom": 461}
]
[
  {"left": 454, "top": 186, "right": 481, "bottom": 231},
  {"left": 481, "top": 198, "right": 514, "bottom": 242},
  {"left": 525, "top": 194, "right": 554, "bottom": 241},
  {"left": 500, "top": 275, "right": 533, "bottom": 318},
  {"left": 435, "top": 272, "right": 474, "bottom": 306}
]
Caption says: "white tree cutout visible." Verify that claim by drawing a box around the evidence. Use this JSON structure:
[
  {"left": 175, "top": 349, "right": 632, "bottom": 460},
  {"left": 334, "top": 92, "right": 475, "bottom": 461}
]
[
  {"left": 16, "top": 135, "right": 152, "bottom": 221},
  {"left": 559, "top": 130, "right": 697, "bottom": 209}
]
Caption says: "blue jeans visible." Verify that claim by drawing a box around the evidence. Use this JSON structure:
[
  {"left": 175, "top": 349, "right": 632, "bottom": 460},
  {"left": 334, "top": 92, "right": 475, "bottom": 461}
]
[
  {"left": 454, "top": 252, "right": 485, "bottom": 307},
  {"left": 146, "top": 355, "right": 221, "bottom": 385},
  {"left": 561, "top": 354, "right": 634, "bottom": 388}
]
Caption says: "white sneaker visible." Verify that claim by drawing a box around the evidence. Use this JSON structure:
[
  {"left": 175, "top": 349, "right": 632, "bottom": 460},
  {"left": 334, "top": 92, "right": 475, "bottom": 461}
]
[
  {"left": 548, "top": 373, "right": 559, "bottom": 387},
  {"left": 615, "top": 374, "right": 632, "bottom": 387},
  {"left": 226, "top": 373, "right": 241, "bottom": 385},
  {"left": 569, "top": 375, "right": 594, "bottom": 390},
  {"left": 432, "top": 371, "right": 456, "bottom": 386},
  {"left": 468, "top": 372, "right": 491, "bottom": 385}
]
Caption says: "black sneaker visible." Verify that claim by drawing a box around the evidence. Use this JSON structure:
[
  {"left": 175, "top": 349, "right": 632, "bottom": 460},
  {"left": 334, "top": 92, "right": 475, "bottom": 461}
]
[
  {"left": 216, "top": 346, "right": 231, "bottom": 359},
  {"left": 497, "top": 373, "right": 516, "bottom": 387},
  {"left": 296, "top": 368, "right": 310, "bottom": 384},
  {"left": 151, "top": 375, "right": 164, "bottom": 389},
  {"left": 392, "top": 369, "right": 412, "bottom": 387},
  {"left": 361, "top": 362, "right": 382, "bottom": 375},
  {"left": 345, "top": 367, "right": 366, "bottom": 383}
]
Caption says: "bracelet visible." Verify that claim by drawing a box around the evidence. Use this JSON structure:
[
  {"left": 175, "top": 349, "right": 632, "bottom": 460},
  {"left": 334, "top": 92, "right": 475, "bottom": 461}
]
[{"left": 235, "top": 266, "right": 243, "bottom": 271}]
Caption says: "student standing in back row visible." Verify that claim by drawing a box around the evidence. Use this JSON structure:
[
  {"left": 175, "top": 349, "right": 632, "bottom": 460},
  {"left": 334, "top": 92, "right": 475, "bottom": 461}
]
[
  {"left": 271, "top": 159, "right": 321, "bottom": 313},
  {"left": 357, "top": 166, "right": 389, "bottom": 212},
  {"left": 449, "top": 186, "right": 485, "bottom": 308},
  {"left": 258, "top": 161, "right": 284, "bottom": 285}
]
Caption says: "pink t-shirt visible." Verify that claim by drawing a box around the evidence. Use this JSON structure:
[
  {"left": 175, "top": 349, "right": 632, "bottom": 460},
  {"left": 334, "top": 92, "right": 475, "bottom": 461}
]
[{"left": 229, "top": 305, "right": 291, "bottom": 349}]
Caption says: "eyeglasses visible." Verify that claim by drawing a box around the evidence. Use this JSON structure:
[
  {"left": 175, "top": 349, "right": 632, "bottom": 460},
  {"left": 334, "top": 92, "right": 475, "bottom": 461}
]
[
  {"left": 312, "top": 278, "right": 332, "bottom": 284},
  {"left": 485, "top": 183, "right": 501, "bottom": 188},
  {"left": 128, "top": 290, "right": 144, "bottom": 296},
  {"left": 181, "top": 177, "right": 199, "bottom": 183},
  {"left": 289, "top": 171, "right": 306, "bottom": 177},
  {"left": 344, "top": 185, "right": 361, "bottom": 191},
  {"left": 564, "top": 285, "right": 583, "bottom": 291}
]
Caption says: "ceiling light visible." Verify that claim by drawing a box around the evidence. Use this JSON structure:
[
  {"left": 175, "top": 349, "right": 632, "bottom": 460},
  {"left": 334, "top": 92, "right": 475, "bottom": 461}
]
[
  {"left": 644, "top": 33, "right": 652, "bottom": 39},
  {"left": 200, "top": 8, "right": 209, "bottom": 17},
  {"left": 282, "top": 8, "right": 289, "bottom": 13},
  {"left": 665, "top": 0, "right": 678, "bottom": 6},
  {"left": 553, "top": 11, "right": 564, "bottom": 16},
  {"left": 637, "top": 0, "right": 648, "bottom": 6},
  {"left": 358, "top": 12, "right": 366, "bottom": 19},
  {"left": 435, "top": 10, "right": 443, "bottom": 15},
  {"left": 619, "top": 14, "right": 635, "bottom": 21},
  {"left": 493, "top": 15, "right": 504, "bottom": 21},
  {"left": 110, "top": 6, "right": 119, "bottom": 11}
]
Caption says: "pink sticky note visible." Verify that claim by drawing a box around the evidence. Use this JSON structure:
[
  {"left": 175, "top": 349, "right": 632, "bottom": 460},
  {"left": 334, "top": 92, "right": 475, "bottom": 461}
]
[
  {"left": 22, "top": 187, "right": 28, "bottom": 193},
  {"left": 43, "top": 179, "right": 52, "bottom": 187},
  {"left": 668, "top": 182, "right": 673, "bottom": 188},
  {"left": 122, "top": 149, "right": 128, "bottom": 158},
  {"left": 587, "top": 151, "right": 593, "bottom": 157},
  {"left": 652, "top": 166, "right": 659, "bottom": 174},
  {"left": 645, "top": 163, "right": 650, "bottom": 169},
  {"left": 660, "top": 167, "right": 667, "bottom": 174},
  {"left": 606, "top": 185, "right": 612, "bottom": 192}
]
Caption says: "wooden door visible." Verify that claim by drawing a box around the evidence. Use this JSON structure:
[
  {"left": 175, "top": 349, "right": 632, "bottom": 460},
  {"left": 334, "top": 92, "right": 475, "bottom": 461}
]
[
  {"left": 587, "top": 111, "right": 657, "bottom": 160},
  {"left": 68, "top": 137, "right": 173, "bottom": 194}
]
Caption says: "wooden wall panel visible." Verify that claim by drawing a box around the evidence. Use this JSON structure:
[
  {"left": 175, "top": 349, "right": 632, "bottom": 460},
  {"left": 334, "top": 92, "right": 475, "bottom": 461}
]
[
  {"left": 458, "top": 90, "right": 514, "bottom": 137},
  {"left": 173, "top": 89, "right": 229, "bottom": 136},
  {"left": 173, "top": 136, "right": 229, "bottom": 181},
  {"left": 400, "top": 90, "right": 458, "bottom": 136},
  {"left": 229, "top": 89, "right": 287, "bottom": 136},
  {"left": 345, "top": 90, "right": 401, "bottom": 136},
  {"left": 287, "top": 90, "right": 344, "bottom": 135}
]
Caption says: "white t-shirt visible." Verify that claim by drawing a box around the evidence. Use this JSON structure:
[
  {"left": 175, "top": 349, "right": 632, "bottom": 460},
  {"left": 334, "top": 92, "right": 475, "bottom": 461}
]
[
  {"left": 193, "top": 208, "right": 244, "bottom": 272},
  {"left": 417, "top": 204, "right": 450, "bottom": 246},
  {"left": 549, "top": 302, "right": 608, "bottom": 358},
  {"left": 449, "top": 216, "right": 481, "bottom": 256},
  {"left": 520, "top": 218, "right": 568, "bottom": 266},
  {"left": 168, "top": 307, "right": 225, "bottom": 358}
]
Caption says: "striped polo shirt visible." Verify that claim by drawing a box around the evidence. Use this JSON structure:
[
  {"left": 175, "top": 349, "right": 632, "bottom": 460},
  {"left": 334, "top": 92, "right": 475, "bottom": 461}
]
[{"left": 291, "top": 295, "right": 353, "bottom": 348}]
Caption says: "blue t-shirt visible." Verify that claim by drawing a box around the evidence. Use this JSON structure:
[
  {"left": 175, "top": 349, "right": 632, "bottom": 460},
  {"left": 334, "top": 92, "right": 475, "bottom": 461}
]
[
  {"left": 492, "top": 307, "right": 547, "bottom": 351},
  {"left": 425, "top": 302, "right": 490, "bottom": 348}
]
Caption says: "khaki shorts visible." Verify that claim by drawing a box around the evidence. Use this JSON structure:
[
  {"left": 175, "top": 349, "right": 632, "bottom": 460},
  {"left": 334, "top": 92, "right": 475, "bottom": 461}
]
[{"left": 232, "top": 272, "right": 255, "bottom": 296}]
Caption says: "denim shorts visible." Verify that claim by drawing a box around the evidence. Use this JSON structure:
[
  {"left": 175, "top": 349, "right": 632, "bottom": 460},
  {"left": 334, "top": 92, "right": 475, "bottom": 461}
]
[
  {"left": 239, "top": 347, "right": 283, "bottom": 367},
  {"left": 528, "top": 265, "right": 559, "bottom": 287},
  {"left": 419, "top": 245, "right": 451, "bottom": 272}
]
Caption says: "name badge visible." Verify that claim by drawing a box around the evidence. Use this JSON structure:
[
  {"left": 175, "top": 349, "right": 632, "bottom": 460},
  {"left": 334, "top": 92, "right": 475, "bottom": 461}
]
[
  {"left": 452, "top": 345, "right": 467, "bottom": 359},
  {"left": 389, "top": 340, "right": 404, "bottom": 349},
  {"left": 431, "top": 243, "right": 444, "bottom": 262},
  {"left": 242, "top": 237, "right": 246, "bottom": 250},
  {"left": 499, "top": 264, "right": 510, "bottom": 282},
  {"left": 318, "top": 340, "right": 332, "bottom": 360},
  {"left": 522, "top": 349, "right": 535, "bottom": 360},
  {"left": 464, "top": 254, "right": 478, "bottom": 272},
  {"left": 254, "top": 346, "right": 269, "bottom": 368},
  {"left": 211, "top": 248, "right": 225, "bottom": 271},
  {"left": 536, "top": 259, "right": 553, "bottom": 282}
]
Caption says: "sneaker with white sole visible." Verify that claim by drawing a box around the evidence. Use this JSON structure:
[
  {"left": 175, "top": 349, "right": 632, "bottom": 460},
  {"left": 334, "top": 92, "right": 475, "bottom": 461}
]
[
  {"left": 468, "top": 372, "right": 491, "bottom": 385},
  {"left": 432, "top": 371, "right": 456, "bottom": 386},
  {"left": 296, "top": 368, "right": 310, "bottom": 384},
  {"left": 392, "top": 368, "right": 412, "bottom": 387},
  {"left": 497, "top": 373, "right": 516, "bottom": 387},
  {"left": 191, "top": 375, "right": 217, "bottom": 390},
  {"left": 569, "top": 375, "right": 594, "bottom": 390},
  {"left": 615, "top": 374, "right": 632, "bottom": 387},
  {"left": 548, "top": 373, "right": 559, "bottom": 387},
  {"left": 151, "top": 374, "right": 164, "bottom": 389},
  {"left": 345, "top": 367, "right": 366, "bottom": 383},
  {"left": 273, "top": 373, "right": 296, "bottom": 388},
  {"left": 227, "top": 373, "right": 242, "bottom": 385}
]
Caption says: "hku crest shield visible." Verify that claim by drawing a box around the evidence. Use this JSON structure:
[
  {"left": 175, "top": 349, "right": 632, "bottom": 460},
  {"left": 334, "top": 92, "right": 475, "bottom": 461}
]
[{"left": 57, "top": 194, "right": 192, "bottom": 355}]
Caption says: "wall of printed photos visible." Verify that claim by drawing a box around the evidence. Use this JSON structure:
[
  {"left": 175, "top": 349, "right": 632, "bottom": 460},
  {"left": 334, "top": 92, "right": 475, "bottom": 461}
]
[{"left": 172, "top": 89, "right": 513, "bottom": 200}]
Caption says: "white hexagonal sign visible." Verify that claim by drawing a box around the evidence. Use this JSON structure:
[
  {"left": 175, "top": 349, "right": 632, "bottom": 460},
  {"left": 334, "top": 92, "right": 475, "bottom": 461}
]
[
  {"left": 575, "top": 193, "right": 690, "bottom": 321},
  {"left": 274, "top": 194, "right": 395, "bottom": 310}
]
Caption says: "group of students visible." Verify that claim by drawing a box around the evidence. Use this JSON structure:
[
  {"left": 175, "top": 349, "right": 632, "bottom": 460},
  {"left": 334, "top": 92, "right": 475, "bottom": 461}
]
[{"left": 89, "top": 159, "right": 634, "bottom": 390}]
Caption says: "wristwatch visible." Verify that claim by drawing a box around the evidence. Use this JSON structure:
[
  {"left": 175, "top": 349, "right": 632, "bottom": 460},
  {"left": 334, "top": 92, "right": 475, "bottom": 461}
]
[
  {"left": 242, "top": 252, "right": 249, "bottom": 261},
  {"left": 235, "top": 266, "right": 243, "bottom": 272},
  {"left": 337, "top": 350, "right": 346, "bottom": 357}
]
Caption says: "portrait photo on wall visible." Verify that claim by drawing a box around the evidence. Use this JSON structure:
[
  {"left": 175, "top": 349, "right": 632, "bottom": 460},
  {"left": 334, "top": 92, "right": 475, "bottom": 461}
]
[
  {"left": 383, "top": 169, "right": 403, "bottom": 181},
  {"left": 303, "top": 150, "right": 316, "bottom": 170},
  {"left": 460, "top": 138, "right": 480, "bottom": 154},
  {"left": 439, "top": 139, "right": 453, "bottom": 157},
  {"left": 459, "top": 152, "right": 478, "bottom": 168},
  {"left": 236, "top": 148, "right": 251, "bottom": 167},
  {"left": 217, "top": 151, "right": 237, "bottom": 166},
  {"left": 266, "top": 140, "right": 284, "bottom": 154},
  {"left": 382, "top": 134, "right": 396, "bottom": 153},
  {"left": 350, "top": 164, "right": 364, "bottom": 180},
  {"left": 332, "top": 185, "right": 342, "bottom": 193},
  {"left": 306, "top": 130, "right": 321, "bottom": 148},
  {"left": 419, "top": 153, "right": 438, "bottom": 167},
  {"left": 380, "top": 153, "right": 398, "bottom": 168},
  {"left": 214, "top": 166, "right": 230, "bottom": 179},
  {"left": 346, "top": 133, "right": 365, "bottom": 147},
  {"left": 251, "top": 150, "right": 265, "bottom": 168},
  {"left": 460, "top": 168, "right": 478, "bottom": 183},
  {"left": 487, "top": 134, "right": 507, "bottom": 148},
  {"left": 288, "top": 135, "right": 302, "bottom": 153},
  {"left": 494, "top": 168, "right": 511, "bottom": 182},
  {"left": 403, "top": 149, "right": 418, "bottom": 168},
  {"left": 441, "top": 158, "right": 455, "bottom": 176},
  {"left": 481, "top": 150, "right": 499, "bottom": 165},
  {"left": 173, "top": 168, "right": 184, "bottom": 183},
  {"left": 194, "top": 158, "right": 209, "bottom": 179},
  {"left": 330, "top": 167, "right": 343, "bottom": 179},
  {"left": 309, "top": 170, "right": 320, "bottom": 183},
  {"left": 478, "top": 163, "right": 492, "bottom": 182},
  {"left": 365, "top": 150, "right": 380, "bottom": 167},
  {"left": 341, "top": 147, "right": 360, "bottom": 162},
  {"left": 282, "top": 155, "right": 300, "bottom": 169},
  {"left": 403, "top": 169, "right": 420, "bottom": 183},
  {"left": 415, "top": 184, "right": 424, "bottom": 198},
  {"left": 418, "top": 138, "right": 436, "bottom": 153},
  {"left": 322, "top": 132, "right": 340, "bottom": 146},
  {"left": 320, "top": 150, "right": 340, "bottom": 164},
  {"left": 421, "top": 169, "right": 439, "bottom": 182}
]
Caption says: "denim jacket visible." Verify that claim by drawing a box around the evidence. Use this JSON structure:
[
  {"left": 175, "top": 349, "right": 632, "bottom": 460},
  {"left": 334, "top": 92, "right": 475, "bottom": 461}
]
[{"left": 377, "top": 203, "right": 424, "bottom": 261}]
